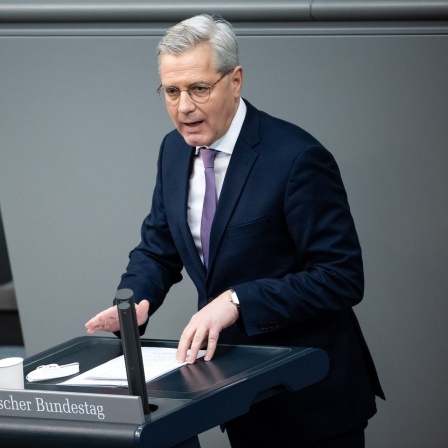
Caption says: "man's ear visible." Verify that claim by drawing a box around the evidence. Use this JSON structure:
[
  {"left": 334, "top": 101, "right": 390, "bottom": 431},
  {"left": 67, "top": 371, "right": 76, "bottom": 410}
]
[{"left": 231, "top": 66, "right": 244, "bottom": 97}]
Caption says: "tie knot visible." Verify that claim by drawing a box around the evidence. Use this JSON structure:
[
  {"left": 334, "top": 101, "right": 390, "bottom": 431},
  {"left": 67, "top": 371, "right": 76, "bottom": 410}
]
[{"left": 200, "top": 147, "right": 217, "bottom": 168}]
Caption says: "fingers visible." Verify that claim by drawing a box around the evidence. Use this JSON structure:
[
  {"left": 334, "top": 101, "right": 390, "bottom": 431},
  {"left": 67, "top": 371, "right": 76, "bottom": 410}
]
[
  {"left": 176, "top": 329, "right": 198, "bottom": 364},
  {"left": 85, "top": 300, "right": 150, "bottom": 335},
  {"left": 176, "top": 292, "right": 239, "bottom": 364},
  {"left": 177, "top": 330, "right": 205, "bottom": 364},
  {"left": 85, "top": 305, "right": 119, "bottom": 334},
  {"left": 203, "top": 330, "right": 219, "bottom": 362},
  {"left": 177, "top": 325, "right": 219, "bottom": 364},
  {"left": 136, "top": 300, "right": 150, "bottom": 326}
]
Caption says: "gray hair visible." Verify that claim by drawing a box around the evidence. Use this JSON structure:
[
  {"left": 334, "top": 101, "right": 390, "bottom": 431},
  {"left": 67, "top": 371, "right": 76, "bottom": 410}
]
[{"left": 157, "top": 14, "right": 239, "bottom": 75}]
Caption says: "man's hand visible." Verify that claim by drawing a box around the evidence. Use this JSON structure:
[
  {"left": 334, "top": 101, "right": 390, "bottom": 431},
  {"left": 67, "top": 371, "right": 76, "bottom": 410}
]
[
  {"left": 176, "top": 290, "right": 239, "bottom": 364},
  {"left": 85, "top": 299, "right": 150, "bottom": 334}
]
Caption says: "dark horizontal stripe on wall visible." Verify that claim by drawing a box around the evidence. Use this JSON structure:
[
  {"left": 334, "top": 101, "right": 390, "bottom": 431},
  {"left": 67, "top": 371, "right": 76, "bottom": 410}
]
[{"left": 0, "top": 0, "right": 448, "bottom": 23}]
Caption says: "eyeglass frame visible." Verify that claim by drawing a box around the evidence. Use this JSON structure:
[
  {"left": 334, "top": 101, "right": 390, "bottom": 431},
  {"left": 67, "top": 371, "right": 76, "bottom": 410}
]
[{"left": 156, "top": 70, "right": 233, "bottom": 105}]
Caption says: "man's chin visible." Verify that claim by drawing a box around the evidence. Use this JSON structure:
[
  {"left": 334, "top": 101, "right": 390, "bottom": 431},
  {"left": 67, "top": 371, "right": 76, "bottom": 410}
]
[{"left": 182, "top": 135, "right": 211, "bottom": 148}]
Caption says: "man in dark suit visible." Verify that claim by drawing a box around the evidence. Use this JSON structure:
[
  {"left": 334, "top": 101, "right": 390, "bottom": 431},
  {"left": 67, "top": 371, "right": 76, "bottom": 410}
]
[{"left": 86, "top": 14, "right": 384, "bottom": 447}]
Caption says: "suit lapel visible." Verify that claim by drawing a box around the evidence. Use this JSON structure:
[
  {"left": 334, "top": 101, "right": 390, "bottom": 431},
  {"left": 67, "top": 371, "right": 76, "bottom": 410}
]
[{"left": 208, "top": 102, "right": 260, "bottom": 271}]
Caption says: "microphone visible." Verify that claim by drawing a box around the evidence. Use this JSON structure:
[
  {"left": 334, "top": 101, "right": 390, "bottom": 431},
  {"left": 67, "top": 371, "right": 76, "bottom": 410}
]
[{"left": 115, "top": 288, "right": 151, "bottom": 416}]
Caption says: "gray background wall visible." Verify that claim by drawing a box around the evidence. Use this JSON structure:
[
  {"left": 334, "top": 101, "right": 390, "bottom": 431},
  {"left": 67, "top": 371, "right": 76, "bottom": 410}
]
[{"left": 1, "top": 2, "right": 447, "bottom": 447}]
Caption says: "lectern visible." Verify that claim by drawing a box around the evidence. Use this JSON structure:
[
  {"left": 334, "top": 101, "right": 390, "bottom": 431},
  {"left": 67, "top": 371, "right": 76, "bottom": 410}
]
[{"left": 0, "top": 337, "right": 329, "bottom": 447}]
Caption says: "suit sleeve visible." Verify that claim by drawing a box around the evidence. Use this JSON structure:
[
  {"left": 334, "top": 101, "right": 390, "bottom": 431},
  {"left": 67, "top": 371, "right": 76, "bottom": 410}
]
[{"left": 234, "top": 144, "right": 364, "bottom": 337}]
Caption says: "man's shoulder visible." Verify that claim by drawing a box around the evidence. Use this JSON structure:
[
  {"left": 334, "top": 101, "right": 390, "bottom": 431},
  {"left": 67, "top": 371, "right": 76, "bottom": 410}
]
[{"left": 244, "top": 99, "right": 322, "bottom": 147}]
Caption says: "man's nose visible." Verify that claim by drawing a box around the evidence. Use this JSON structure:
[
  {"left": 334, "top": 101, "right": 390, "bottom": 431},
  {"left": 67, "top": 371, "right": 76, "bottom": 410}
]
[{"left": 177, "top": 90, "right": 196, "bottom": 113}]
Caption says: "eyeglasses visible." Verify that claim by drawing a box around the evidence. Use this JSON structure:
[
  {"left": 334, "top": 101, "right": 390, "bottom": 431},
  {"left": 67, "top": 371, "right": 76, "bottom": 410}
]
[{"left": 157, "top": 71, "right": 231, "bottom": 105}]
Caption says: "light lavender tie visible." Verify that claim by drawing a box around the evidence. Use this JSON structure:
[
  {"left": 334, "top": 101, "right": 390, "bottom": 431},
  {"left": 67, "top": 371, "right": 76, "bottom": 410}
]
[{"left": 200, "top": 147, "right": 218, "bottom": 268}]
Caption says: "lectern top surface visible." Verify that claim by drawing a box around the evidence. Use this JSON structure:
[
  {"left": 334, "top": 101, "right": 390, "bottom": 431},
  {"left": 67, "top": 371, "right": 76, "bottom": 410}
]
[{"left": 23, "top": 337, "right": 323, "bottom": 400}]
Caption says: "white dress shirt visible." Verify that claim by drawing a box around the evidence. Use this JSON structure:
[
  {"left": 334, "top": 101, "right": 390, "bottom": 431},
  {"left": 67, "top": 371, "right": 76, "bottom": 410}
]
[{"left": 187, "top": 98, "right": 247, "bottom": 262}]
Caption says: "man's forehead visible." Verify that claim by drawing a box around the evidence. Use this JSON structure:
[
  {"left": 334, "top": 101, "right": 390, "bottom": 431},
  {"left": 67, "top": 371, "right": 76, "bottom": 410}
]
[{"left": 160, "top": 45, "right": 216, "bottom": 82}]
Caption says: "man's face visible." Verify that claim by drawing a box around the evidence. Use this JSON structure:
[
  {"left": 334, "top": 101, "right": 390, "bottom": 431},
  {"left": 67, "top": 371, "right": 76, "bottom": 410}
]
[{"left": 159, "top": 44, "right": 243, "bottom": 147}]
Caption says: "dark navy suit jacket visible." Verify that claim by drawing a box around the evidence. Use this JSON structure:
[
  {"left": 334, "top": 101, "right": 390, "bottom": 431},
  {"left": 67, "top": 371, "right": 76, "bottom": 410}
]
[{"left": 118, "top": 100, "right": 384, "bottom": 444}]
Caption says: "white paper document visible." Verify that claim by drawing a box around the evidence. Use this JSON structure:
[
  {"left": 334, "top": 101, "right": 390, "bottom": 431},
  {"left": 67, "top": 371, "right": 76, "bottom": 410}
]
[{"left": 61, "top": 347, "right": 206, "bottom": 387}]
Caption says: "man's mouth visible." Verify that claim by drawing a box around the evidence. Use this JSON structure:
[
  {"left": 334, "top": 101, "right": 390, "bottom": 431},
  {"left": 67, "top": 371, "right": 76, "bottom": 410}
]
[{"left": 185, "top": 121, "right": 203, "bottom": 128}]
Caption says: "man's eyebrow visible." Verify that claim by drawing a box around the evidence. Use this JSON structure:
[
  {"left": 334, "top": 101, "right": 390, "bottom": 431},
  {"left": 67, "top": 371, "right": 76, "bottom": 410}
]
[{"left": 163, "top": 80, "right": 211, "bottom": 89}]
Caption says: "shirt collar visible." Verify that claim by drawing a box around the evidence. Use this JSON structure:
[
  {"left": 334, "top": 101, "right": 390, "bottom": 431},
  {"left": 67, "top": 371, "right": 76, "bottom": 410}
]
[{"left": 195, "top": 98, "right": 247, "bottom": 155}]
